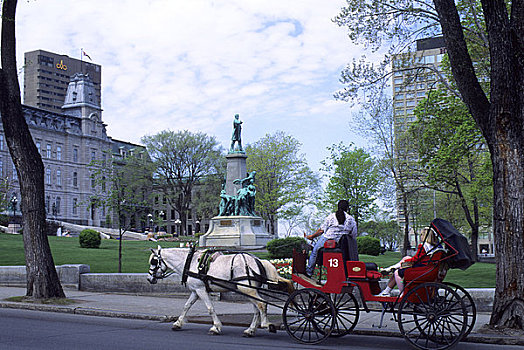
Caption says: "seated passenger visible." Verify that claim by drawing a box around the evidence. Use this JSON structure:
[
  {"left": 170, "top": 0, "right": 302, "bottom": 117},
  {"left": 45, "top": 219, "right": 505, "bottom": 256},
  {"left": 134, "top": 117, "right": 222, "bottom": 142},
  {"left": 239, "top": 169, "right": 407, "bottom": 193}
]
[
  {"left": 378, "top": 227, "right": 440, "bottom": 296},
  {"left": 305, "top": 200, "right": 357, "bottom": 277}
]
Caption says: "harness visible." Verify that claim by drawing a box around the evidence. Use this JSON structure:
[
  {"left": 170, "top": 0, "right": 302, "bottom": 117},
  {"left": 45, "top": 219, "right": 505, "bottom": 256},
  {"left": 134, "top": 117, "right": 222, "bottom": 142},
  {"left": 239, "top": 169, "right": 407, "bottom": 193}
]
[
  {"left": 180, "top": 249, "right": 269, "bottom": 292},
  {"left": 181, "top": 244, "right": 197, "bottom": 286}
]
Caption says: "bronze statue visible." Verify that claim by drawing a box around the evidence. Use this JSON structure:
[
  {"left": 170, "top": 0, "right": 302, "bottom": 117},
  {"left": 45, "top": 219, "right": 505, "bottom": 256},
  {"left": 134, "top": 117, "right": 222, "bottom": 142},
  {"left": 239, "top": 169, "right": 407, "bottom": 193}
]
[{"left": 229, "top": 114, "right": 243, "bottom": 153}]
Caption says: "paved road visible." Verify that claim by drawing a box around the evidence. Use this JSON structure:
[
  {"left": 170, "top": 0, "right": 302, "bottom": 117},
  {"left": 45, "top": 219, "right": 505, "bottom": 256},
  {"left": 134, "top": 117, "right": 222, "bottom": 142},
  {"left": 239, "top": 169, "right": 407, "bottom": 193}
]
[{"left": 1, "top": 309, "right": 523, "bottom": 350}]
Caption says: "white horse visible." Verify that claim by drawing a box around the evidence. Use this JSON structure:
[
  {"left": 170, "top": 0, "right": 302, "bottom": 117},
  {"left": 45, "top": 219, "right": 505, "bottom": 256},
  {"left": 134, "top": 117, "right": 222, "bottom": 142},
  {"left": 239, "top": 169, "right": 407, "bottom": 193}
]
[{"left": 147, "top": 246, "right": 294, "bottom": 337}]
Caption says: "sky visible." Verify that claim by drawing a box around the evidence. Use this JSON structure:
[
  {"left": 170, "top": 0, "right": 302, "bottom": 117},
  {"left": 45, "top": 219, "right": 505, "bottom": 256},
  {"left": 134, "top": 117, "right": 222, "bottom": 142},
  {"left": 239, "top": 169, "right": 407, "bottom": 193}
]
[{"left": 15, "top": 0, "right": 372, "bottom": 173}]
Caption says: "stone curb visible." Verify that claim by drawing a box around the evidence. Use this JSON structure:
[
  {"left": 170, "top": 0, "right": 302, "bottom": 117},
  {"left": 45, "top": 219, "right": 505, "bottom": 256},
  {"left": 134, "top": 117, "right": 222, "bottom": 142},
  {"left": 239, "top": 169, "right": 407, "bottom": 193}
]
[{"left": 1, "top": 301, "right": 522, "bottom": 346}]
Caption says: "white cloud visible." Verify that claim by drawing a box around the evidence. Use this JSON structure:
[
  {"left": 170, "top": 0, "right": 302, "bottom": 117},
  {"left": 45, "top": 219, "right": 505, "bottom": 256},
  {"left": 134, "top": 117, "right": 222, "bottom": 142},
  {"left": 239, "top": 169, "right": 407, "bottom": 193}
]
[{"left": 15, "top": 0, "right": 369, "bottom": 171}]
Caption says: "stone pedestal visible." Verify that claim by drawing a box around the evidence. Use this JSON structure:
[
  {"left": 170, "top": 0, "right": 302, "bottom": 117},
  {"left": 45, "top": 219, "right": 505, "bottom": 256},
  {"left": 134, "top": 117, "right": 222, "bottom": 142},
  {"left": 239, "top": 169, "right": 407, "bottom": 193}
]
[
  {"left": 7, "top": 223, "right": 21, "bottom": 234},
  {"left": 225, "top": 153, "right": 247, "bottom": 196},
  {"left": 199, "top": 216, "right": 273, "bottom": 249}
]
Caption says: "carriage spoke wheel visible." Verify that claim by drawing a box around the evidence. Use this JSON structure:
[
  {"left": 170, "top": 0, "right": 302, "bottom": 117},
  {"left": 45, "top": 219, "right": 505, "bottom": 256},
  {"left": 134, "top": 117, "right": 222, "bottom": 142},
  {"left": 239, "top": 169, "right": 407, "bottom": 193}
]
[
  {"left": 282, "top": 288, "right": 335, "bottom": 344},
  {"left": 398, "top": 282, "right": 467, "bottom": 350},
  {"left": 443, "top": 282, "right": 476, "bottom": 338},
  {"left": 329, "top": 293, "right": 359, "bottom": 337}
]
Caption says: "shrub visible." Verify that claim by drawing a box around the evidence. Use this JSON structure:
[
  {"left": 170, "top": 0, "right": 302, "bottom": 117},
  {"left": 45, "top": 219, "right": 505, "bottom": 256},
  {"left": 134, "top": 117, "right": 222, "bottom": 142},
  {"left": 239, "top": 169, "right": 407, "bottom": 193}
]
[
  {"left": 79, "top": 229, "right": 101, "bottom": 249},
  {"left": 357, "top": 236, "right": 381, "bottom": 256},
  {"left": 267, "top": 236, "right": 307, "bottom": 259},
  {"left": 0, "top": 214, "right": 9, "bottom": 227}
]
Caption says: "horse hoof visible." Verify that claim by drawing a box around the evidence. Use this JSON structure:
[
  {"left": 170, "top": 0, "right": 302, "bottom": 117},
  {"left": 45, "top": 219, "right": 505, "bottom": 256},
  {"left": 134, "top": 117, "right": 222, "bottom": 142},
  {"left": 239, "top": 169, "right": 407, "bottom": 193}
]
[
  {"left": 171, "top": 326, "right": 181, "bottom": 331},
  {"left": 243, "top": 331, "right": 255, "bottom": 337},
  {"left": 268, "top": 324, "right": 277, "bottom": 333}
]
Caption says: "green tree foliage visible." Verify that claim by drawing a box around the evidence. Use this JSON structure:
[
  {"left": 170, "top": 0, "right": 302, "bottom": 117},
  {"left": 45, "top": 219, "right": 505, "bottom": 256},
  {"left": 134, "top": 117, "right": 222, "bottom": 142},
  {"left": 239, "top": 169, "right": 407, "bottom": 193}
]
[
  {"left": 334, "top": 0, "right": 524, "bottom": 329},
  {"left": 411, "top": 89, "right": 493, "bottom": 260},
  {"left": 360, "top": 217, "right": 400, "bottom": 251},
  {"left": 266, "top": 236, "right": 307, "bottom": 259},
  {"left": 322, "top": 144, "right": 380, "bottom": 227},
  {"left": 142, "top": 130, "right": 224, "bottom": 236},
  {"left": 245, "top": 131, "right": 320, "bottom": 235},
  {"left": 90, "top": 151, "right": 154, "bottom": 272},
  {"left": 353, "top": 94, "right": 422, "bottom": 254},
  {"left": 79, "top": 229, "right": 101, "bottom": 249},
  {"left": 357, "top": 236, "right": 381, "bottom": 256}
]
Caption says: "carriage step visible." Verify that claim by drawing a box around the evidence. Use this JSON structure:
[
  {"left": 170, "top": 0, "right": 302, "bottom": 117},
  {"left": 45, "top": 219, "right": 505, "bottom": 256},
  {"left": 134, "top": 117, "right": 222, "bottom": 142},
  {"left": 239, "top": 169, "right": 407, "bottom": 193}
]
[{"left": 296, "top": 273, "right": 323, "bottom": 287}]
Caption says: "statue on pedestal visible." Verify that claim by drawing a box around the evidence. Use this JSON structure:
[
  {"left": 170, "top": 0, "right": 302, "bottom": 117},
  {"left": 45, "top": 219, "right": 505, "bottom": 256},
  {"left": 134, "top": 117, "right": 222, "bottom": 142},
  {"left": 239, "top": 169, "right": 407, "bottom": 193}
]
[{"left": 229, "top": 114, "right": 244, "bottom": 153}]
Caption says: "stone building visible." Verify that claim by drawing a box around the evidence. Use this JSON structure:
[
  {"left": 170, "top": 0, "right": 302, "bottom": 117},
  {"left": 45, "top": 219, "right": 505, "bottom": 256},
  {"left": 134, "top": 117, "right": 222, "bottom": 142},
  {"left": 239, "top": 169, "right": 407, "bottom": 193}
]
[{"left": 1, "top": 73, "right": 111, "bottom": 226}]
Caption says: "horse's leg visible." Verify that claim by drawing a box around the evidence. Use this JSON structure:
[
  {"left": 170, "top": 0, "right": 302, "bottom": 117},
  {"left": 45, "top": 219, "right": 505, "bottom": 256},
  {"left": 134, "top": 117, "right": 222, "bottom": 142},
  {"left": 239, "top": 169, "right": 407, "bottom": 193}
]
[
  {"left": 172, "top": 291, "right": 198, "bottom": 330},
  {"left": 195, "top": 288, "right": 222, "bottom": 335},
  {"left": 241, "top": 288, "right": 275, "bottom": 336},
  {"left": 242, "top": 302, "right": 261, "bottom": 337}
]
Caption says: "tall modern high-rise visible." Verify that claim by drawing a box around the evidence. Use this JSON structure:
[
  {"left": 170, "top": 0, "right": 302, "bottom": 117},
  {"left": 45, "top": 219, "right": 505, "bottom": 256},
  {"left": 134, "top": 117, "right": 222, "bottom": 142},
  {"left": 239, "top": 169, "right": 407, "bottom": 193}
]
[
  {"left": 23, "top": 49, "right": 102, "bottom": 113},
  {"left": 391, "top": 37, "right": 446, "bottom": 247}
]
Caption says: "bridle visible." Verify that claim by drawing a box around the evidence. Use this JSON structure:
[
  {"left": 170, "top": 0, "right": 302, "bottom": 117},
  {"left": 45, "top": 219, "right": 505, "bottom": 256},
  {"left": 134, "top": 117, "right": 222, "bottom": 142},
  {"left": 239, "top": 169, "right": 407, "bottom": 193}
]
[{"left": 147, "top": 249, "right": 174, "bottom": 283}]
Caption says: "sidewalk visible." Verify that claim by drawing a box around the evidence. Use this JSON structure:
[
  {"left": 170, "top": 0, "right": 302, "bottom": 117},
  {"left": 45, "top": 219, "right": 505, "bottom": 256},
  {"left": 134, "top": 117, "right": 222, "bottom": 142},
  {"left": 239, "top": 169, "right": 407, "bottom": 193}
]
[{"left": 0, "top": 286, "right": 522, "bottom": 346}]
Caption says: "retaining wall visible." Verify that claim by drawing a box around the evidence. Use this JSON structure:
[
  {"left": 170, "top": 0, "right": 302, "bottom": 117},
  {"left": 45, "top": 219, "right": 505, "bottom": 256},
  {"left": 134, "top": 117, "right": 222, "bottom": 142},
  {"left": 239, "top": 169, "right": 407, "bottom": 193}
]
[{"left": 0, "top": 265, "right": 494, "bottom": 311}]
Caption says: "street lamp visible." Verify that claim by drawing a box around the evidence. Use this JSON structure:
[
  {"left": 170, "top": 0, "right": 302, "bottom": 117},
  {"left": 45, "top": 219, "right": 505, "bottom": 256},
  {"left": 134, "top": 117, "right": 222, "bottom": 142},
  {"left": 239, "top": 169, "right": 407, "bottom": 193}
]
[
  {"left": 174, "top": 219, "right": 181, "bottom": 236},
  {"left": 195, "top": 220, "right": 200, "bottom": 234},
  {"left": 147, "top": 213, "right": 153, "bottom": 232},
  {"left": 159, "top": 211, "right": 165, "bottom": 232}
]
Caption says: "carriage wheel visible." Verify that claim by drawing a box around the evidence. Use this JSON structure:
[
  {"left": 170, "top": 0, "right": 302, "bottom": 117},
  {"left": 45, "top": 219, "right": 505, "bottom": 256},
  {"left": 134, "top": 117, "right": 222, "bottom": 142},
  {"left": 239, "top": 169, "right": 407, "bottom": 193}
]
[
  {"left": 329, "top": 293, "right": 359, "bottom": 337},
  {"left": 282, "top": 288, "right": 335, "bottom": 344},
  {"left": 443, "top": 282, "right": 476, "bottom": 338},
  {"left": 398, "top": 282, "right": 467, "bottom": 350}
]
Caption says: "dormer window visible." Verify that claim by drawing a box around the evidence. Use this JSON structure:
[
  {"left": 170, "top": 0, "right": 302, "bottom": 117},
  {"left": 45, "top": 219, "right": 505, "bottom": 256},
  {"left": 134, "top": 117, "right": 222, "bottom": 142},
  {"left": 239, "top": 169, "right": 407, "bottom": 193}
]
[{"left": 72, "top": 91, "right": 77, "bottom": 101}]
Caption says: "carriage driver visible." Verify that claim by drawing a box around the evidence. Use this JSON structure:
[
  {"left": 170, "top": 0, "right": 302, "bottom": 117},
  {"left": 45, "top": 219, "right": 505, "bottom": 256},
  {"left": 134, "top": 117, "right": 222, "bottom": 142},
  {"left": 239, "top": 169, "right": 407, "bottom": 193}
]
[{"left": 305, "top": 200, "right": 358, "bottom": 277}]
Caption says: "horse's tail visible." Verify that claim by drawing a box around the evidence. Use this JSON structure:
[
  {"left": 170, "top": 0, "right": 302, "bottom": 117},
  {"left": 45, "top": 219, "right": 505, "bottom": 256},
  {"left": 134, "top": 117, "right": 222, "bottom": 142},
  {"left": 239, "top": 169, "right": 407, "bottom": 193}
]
[{"left": 260, "top": 259, "right": 295, "bottom": 295}]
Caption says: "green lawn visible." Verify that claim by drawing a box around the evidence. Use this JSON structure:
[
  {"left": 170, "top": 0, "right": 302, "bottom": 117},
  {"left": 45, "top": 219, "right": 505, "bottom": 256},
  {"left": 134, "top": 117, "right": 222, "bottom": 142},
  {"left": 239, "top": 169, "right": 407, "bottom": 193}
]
[
  {"left": 0, "top": 234, "right": 495, "bottom": 288},
  {"left": 0, "top": 234, "right": 184, "bottom": 273}
]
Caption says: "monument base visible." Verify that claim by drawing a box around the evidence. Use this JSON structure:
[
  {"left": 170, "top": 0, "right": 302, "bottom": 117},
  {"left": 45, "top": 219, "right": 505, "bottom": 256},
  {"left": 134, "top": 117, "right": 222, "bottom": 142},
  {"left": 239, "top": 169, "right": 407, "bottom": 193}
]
[
  {"left": 199, "top": 216, "right": 273, "bottom": 249},
  {"left": 7, "top": 223, "right": 21, "bottom": 234}
]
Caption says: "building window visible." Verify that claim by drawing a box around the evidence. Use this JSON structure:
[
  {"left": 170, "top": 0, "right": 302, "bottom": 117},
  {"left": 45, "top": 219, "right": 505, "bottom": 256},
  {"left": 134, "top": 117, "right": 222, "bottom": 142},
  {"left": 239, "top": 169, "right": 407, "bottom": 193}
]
[
  {"left": 0, "top": 134, "right": 3, "bottom": 150},
  {"left": 45, "top": 168, "right": 51, "bottom": 184},
  {"left": 12, "top": 164, "right": 17, "bottom": 181},
  {"left": 73, "top": 171, "right": 78, "bottom": 187},
  {"left": 91, "top": 174, "right": 95, "bottom": 188},
  {"left": 36, "top": 142, "right": 41, "bottom": 154},
  {"left": 56, "top": 197, "right": 61, "bottom": 214},
  {"left": 0, "top": 159, "right": 3, "bottom": 176},
  {"left": 73, "top": 198, "right": 78, "bottom": 215},
  {"left": 46, "top": 144, "right": 52, "bottom": 158},
  {"left": 56, "top": 169, "right": 62, "bottom": 186},
  {"left": 73, "top": 148, "right": 78, "bottom": 162},
  {"left": 91, "top": 150, "right": 96, "bottom": 162},
  {"left": 394, "top": 78, "right": 403, "bottom": 84},
  {"left": 56, "top": 146, "right": 62, "bottom": 160},
  {"left": 45, "top": 195, "right": 50, "bottom": 213}
]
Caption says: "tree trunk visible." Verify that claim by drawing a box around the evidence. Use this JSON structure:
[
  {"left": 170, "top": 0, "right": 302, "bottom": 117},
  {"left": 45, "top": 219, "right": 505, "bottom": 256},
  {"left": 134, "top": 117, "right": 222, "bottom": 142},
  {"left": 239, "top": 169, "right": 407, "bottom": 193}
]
[
  {"left": 489, "top": 139, "right": 524, "bottom": 328},
  {"left": 433, "top": 0, "right": 524, "bottom": 330},
  {"left": 0, "top": 0, "right": 65, "bottom": 298},
  {"left": 401, "top": 192, "right": 411, "bottom": 256}
]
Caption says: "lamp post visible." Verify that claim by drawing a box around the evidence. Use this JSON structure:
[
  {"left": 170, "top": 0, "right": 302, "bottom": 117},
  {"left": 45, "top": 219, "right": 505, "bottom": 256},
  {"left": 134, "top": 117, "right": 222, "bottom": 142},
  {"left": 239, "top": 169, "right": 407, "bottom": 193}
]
[
  {"left": 147, "top": 213, "right": 153, "bottom": 232},
  {"left": 174, "top": 219, "right": 181, "bottom": 236},
  {"left": 195, "top": 220, "right": 200, "bottom": 234},
  {"left": 159, "top": 211, "right": 165, "bottom": 232}
]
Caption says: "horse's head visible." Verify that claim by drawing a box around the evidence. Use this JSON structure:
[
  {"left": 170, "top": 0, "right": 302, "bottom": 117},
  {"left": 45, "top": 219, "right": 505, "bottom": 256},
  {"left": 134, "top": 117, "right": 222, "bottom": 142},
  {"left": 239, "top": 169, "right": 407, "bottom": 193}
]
[{"left": 147, "top": 246, "right": 168, "bottom": 284}]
